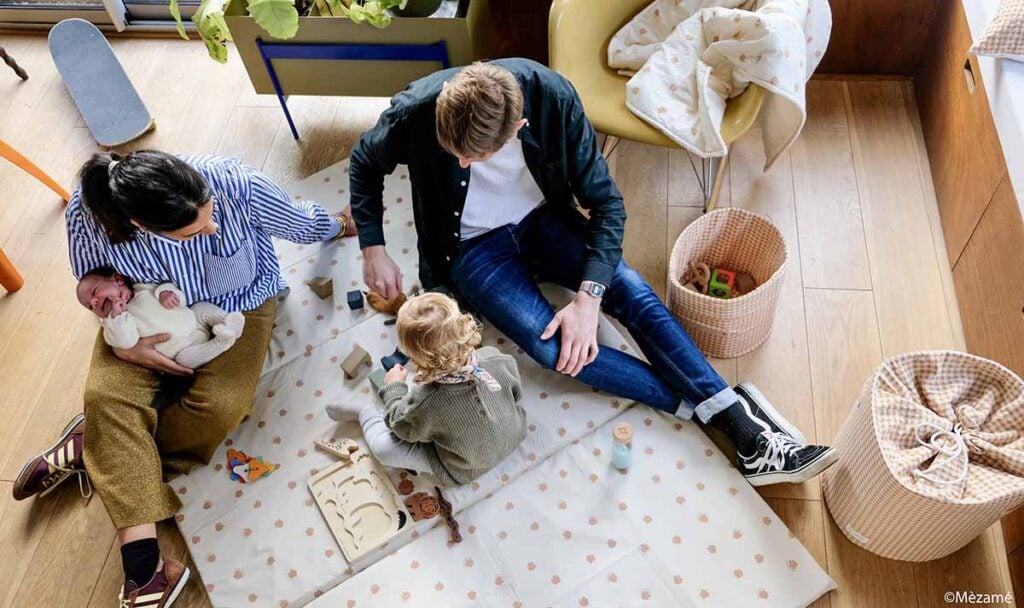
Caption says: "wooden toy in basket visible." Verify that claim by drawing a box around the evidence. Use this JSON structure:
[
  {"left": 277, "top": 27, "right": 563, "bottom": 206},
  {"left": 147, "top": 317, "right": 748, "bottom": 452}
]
[{"left": 667, "top": 208, "right": 788, "bottom": 358}]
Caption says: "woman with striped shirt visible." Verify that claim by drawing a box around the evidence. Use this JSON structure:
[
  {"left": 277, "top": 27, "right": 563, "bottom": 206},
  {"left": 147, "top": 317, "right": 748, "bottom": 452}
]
[{"left": 13, "top": 150, "right": 353, "bottom": 607}]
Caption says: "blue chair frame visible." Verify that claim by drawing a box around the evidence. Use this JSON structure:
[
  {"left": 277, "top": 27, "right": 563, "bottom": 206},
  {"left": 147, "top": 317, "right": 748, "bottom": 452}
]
[{"left": 255, "top": 38, "right": 451, "bottom": 140}]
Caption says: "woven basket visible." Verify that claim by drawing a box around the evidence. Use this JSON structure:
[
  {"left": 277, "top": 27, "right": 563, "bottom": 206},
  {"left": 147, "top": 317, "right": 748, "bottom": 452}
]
[
  {"left": 667, "top": 208, "right": 787, "bottom": 358},
  {"left": 822, "top": 351, "right": 1024, "bottom": 561}
]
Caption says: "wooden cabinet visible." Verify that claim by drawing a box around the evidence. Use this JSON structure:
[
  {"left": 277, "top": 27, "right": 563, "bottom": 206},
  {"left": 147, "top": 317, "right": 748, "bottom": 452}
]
[
  {"left": 916, "top": 0, "right": 1007, "bottom": 267},
  {"left": 952, "top": 177, "right": 1024, "bottom": 378}
]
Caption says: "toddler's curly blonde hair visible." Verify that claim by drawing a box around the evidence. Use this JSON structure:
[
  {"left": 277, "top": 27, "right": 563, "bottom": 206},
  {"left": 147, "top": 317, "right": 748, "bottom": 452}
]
[{"left": 396, "top": 292, "right": 481, "bottom": 380}]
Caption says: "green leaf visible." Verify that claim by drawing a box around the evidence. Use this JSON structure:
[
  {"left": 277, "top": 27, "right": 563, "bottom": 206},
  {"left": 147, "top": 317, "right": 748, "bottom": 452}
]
[
  {"left": 341, "top": 1, "right": 392, "bottom": 28},
  {"left": 247, "top": 0, "right": 300, "bottom": 40},
  {"left": 193, "top": 0, "right": 234, "bottom": 63},
  {"left": 168, "top": 0, "right": 190, "bottom": 39}
]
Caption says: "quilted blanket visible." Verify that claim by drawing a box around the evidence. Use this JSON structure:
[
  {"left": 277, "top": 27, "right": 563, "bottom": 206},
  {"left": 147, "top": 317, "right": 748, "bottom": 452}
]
[
  {"left": 608, "top": 0, "right": 831, "bottom": 170},
  {"left": 172, "top": 159, "right": 835, "bottom": 607}
]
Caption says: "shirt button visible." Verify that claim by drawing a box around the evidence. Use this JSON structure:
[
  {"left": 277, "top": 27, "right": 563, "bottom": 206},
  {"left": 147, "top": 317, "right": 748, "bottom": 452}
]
[
  {"left": 460, "top": 181, "right": 467, "bottom": 187},
  {"left": 453, "top": 211, "right": 460, "bottom": 216},
  {"left": 445, "top": 256, "right": 451, "bottom": 261},
  {"left": 453, "top": 232, "right": 459, "bottom": 237}
]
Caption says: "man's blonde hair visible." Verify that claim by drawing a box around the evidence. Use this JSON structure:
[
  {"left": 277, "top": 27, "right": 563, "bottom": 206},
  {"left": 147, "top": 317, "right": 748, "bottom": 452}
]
[
  {"left": 436, "top": 62, "right": 524, "bottom": 158},
  {"left": 397, "top": 292, "right": 481, "bottom": 379}
]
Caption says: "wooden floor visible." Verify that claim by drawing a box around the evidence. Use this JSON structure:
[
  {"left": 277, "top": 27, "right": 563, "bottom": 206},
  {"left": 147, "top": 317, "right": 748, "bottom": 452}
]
[{"left": 0, "top": 34, "right": 1014, "bottom": 607}]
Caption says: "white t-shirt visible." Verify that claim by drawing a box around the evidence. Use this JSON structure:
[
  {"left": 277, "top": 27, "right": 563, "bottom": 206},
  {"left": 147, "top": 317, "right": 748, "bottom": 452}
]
[{"left": 460, "top": 137, "right": 545, "bottom": 240}]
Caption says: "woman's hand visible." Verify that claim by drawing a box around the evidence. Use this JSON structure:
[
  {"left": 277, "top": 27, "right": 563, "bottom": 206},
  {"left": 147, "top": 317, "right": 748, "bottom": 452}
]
[
  {"left": 113, "top": 334, "right": 194, "bottom": 376},
  {"left": 363, "top": 245, "right": 403, "bottom": 299},
  {"left": 540, "top": 293, "right": 601, "bottom": 377},
  {"left": 339, "top": 205, "right": 358, "bottom": 237},
  {"left": 384, "top": 363, "right": 408, "bottom": 384}
]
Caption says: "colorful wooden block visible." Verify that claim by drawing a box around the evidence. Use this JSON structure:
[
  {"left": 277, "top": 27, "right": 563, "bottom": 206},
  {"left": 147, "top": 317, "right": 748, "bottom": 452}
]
[{"left": 709, "top": 268, "right": 737, "bottom": 299}]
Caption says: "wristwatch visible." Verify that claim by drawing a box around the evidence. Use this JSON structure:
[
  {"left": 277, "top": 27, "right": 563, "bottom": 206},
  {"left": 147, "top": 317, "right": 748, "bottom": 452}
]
[{"left": 579, "top": 280, "right": 607, "bottom": 299}]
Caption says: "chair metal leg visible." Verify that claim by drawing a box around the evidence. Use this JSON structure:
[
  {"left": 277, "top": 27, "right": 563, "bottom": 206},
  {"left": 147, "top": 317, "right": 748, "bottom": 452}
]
[
  {"left": 0, "top": 247, "right": 25, "bottom": 292},
  {"left": 705, "top": 154, "right": 729, "bottom": 213},
  {"left": 0, "top": 139, "right": 71, "bottom": 202},
  {"left": 601, "top": 135, "right": 621, "bottom": 158}
]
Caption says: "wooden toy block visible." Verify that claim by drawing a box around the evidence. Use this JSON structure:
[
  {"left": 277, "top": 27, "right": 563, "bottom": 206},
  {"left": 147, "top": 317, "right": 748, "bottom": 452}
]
[
  {"left": 369, "top": 368, "right": 388, "bottom": 394},
  {"left": 708, "top": 268, "right": 737, "bottom": 299},
  {"left": 380, "top": 348, "right": 409, "bottom": 371},
  {"left": 734, "top": 272, "right": 757, "bottom": 296},
  {"left": 347, "top": 290, "right": 364, "bottom": 310},
  {"left": 341, "top": 345, "right": 371, "bottom": 379},
  {"left": 305, "top": 276, "right": 333, "bottom": 299},
  {"left": 308, "top": 443, "right": 411, "bottom": 562}
]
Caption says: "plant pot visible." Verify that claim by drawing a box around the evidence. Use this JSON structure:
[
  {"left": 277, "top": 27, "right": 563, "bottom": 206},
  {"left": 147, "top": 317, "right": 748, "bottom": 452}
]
[
  {"left": 226, "top": 0, "right": 489, "bottom": 98},
  {"left": 392, "top": 0, "right": 445, "bottom": 17}
]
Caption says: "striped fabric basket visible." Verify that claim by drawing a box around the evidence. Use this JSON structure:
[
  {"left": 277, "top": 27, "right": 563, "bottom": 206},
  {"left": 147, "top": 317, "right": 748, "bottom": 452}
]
[
  {"left": 822, "top": 351, "right": 1024, "bottom": 562},
  {"left": 667, "top": 208, "right": 787, "bottom": 358}
]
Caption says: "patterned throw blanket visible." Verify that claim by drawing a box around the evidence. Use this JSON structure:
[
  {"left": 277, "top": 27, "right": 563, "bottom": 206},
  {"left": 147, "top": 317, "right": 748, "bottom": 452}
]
[{"left": 608, "top": 0, "right": 831, "bottom": 170}]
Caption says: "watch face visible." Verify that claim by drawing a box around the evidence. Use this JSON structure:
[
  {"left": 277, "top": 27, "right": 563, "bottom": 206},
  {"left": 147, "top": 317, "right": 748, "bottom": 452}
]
[{"left": 590, "top": 283, "right": 606, "bottom": 297}]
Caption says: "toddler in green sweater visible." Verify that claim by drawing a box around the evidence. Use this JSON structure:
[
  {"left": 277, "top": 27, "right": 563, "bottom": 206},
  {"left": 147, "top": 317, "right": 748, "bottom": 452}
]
[{"left": 327, "top": 293, "right": 526, "bottom": 485}]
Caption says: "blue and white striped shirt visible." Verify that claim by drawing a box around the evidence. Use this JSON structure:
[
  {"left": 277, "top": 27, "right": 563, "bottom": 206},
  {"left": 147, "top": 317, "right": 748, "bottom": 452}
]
[{"left": 66, "top": 155, "right": 338, "bottom": 312}]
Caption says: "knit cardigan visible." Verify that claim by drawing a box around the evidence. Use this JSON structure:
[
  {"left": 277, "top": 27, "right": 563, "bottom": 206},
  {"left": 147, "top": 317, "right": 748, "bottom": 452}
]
[{"left": 379, "top": 346, "right": 526, "bottom": 485}]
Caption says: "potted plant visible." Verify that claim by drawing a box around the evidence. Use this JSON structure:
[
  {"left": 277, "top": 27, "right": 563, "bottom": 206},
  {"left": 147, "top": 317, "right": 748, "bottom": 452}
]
[{"left": 170, "top": 0, "right": 487, "bottom": 99}]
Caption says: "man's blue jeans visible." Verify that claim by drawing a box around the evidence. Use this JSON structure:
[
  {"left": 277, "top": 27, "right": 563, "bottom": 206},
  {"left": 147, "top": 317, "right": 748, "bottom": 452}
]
[{"left": 450, "top": 204, "right": 738, "bottom": 422}]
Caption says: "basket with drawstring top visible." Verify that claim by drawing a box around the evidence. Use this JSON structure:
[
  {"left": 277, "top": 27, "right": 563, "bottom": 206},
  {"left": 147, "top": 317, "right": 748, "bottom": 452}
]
[{"left": 822, "top": 350, "right": 1024, "bottom": 561}]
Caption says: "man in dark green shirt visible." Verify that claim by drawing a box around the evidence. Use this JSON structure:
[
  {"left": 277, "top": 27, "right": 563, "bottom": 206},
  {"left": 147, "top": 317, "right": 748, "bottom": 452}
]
[{"left": 349, "top": 59, "right": 837, "bottom": 486}]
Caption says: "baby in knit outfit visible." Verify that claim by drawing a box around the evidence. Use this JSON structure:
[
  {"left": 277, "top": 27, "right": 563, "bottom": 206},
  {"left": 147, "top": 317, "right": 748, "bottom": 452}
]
[
  {"left": 327, "top": 292, "right": 526, "bottom": 485},
  {"left": 76, "top": 267, "right": 245, "bottom": 369}
]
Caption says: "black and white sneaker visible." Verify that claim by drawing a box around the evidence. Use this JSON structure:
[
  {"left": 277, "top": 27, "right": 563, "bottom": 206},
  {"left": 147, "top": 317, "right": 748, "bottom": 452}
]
[
  {"left": 738, "top": 431, "right": 838, "bottom": 486},
  {"left": 735, "top": 382, "right": 807, "bottom": 444}
]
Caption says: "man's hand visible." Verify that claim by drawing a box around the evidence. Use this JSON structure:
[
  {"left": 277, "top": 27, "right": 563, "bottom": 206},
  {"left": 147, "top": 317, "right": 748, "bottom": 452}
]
[
  {"left": 540, "top": 293, "right": 601, "bottom": 377},
  {"left": 384, "top": 363, "right": 408, "bottom": 384},
  {"left": 158, "top": 290, "right": 180, "bottom": 309},
  {"left": 363, "top": 245, "right": 403, "bottom": 299},
  {"left": 113, "top": 334, "right": 194, "bottom": 376}
]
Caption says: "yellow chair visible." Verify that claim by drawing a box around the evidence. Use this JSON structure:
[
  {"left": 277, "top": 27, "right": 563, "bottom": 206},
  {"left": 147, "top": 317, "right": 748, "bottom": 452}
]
[
  {"left": 0, "top": 139, "right": 71, "bottom": 292},
  {"left": 549, "top": 0, "right": 765, "bottom": 211}
]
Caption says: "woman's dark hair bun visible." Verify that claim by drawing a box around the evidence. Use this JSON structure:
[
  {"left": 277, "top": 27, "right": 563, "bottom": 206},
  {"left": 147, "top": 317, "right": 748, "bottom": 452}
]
[{"left": 78, "top": 150, "right": 211, "bottom": 244}]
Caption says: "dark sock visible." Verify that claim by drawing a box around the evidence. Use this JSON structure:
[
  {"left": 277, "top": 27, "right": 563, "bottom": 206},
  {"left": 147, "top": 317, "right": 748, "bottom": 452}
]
[
  {"left": 121, "top": 538, "right": 160, "bottom": 589},
  {"left": 707, "top": 401, "right": 769, "bottom": 453}
]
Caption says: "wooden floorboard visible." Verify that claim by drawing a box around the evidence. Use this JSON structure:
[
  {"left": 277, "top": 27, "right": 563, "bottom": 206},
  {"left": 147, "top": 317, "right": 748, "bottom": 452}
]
[{"left": 0, "top": 34, "right": 1007, "bottom": 608}]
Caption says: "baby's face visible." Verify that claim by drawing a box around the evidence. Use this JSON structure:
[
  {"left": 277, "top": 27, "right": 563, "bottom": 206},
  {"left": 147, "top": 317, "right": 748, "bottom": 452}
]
[{"left": 76, "top": 273, "right": 132, "bottom": 318}]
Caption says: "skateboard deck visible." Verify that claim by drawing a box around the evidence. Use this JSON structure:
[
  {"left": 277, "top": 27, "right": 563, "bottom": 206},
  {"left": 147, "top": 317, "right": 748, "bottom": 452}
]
[{"left": 48, "top": 19, "right": 155, "bottom": 147}]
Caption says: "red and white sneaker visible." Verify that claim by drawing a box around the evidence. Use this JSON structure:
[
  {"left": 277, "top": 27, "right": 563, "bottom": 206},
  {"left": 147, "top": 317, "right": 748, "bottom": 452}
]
[
  {"left": 119, "top": 558, "right": 191, "bottom": 608},
  {"left": 13, "top": 413, "right": 90, "bottom": 500}
]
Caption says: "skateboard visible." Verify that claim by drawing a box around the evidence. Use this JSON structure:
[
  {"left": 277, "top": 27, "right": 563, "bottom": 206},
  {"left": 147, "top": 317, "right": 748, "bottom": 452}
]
[{"left": 48, "top": 19, "right": 155, "bottom": 147}]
